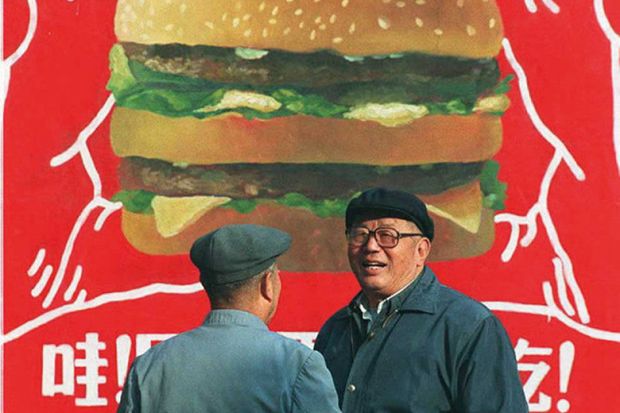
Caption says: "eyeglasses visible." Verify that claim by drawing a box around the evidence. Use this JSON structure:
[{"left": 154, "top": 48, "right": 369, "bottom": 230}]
[{"left": 346, "top": 227, "right": 424, "bottom": 249}]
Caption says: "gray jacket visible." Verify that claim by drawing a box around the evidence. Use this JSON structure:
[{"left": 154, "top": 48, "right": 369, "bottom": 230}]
[{"left": 118, "top": 309, "right": 340, "bottom": 413}]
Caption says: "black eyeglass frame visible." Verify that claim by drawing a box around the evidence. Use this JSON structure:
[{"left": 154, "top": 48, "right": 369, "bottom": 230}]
[{"left": 345, "top": 227, "right": 425, "bottom": 249}]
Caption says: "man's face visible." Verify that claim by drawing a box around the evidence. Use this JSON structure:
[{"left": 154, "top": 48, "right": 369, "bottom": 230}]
[{"left": 347, "top": 215, "right": 429, "bottom": 305}]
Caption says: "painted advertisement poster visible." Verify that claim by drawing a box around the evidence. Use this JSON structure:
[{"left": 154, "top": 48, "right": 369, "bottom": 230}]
[{"left": 3, "top": 0, "right": 620, "bottom": 411}]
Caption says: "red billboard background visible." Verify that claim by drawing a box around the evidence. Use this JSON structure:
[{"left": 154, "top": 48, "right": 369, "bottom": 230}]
[{"left": 4, "top": 1, "right": 620, "bottom": 411}]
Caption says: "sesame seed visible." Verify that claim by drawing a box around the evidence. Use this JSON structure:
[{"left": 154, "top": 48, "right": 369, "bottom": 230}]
[
  {"left": 286, "top": 0, "right": 294, "bottom": 2},
  {"left": 314, "top": 0, "right": 321, "bottom": 2},
  {"left": 233, "top": 17, "right": 240, "bottom": 28},
  {"left": 165, "top": 23, "right": 174, "bottom": 31},
  {"left": 396, "top": 1, "right": 406, "bottom": 7},
  {"left": 333, "top": 37, "right": 344, "bottom": 43},
  {"left": 205, "top": 21, "right": 215, "bottom": 29},
  {"left": 378, "top": 16, "right": 391, "bottom": 30},
  {"left": 457, "top": 0, "right": 464, "bottom": 7},
  {"left": 222, "top": 13, "right": 228, "bottom": 21},
  {"left": 262, "top": 28, "right": 269, "bottom": 37},
  {"left": 382, "top": 0, "right": 391, "bottom": 3},
  {"left": 140, "top": 33, "right": 150, "bottom": 40},
  {"left": 319, "top": 24, "right": 326, "bottom": 30},
  {"left": 330, "top": 14, "right": 337, "bottom": 23},
  {"left": 179, "top": 3, "right": 187, "bottom": 13},
  {"left": 294, "top": 8, "right": 303, "bottom": 15},
  {"left": 283, "top": 27, "right": 291, "bottom": 35},
  {"left": 259, "top": 2, "right": 266, "bottom": 11},
  {"left": 315, "top": 16, "right": 322, "bottom": 24},
  {"left": 466, "top": 25, "right": 476, "bottom": 36},
  {"left": 349, "top": 22, "right": 356, "bottom": 33},
  {"left": 244, "top": 29, "right": 252, "bottom": 37},
  {"left": 434, "top": 28, "right": 443, "bottom": 35},
  {"left": 269, "top": 18, "right": 277, "bottom": 25},
  {"left": 342, "top": 0, "right": 349, "bottom": 7},
  {"left": 416, "top": 0, "right": 426, "bottom": 4},
  {"left": 272, "top": 6, "right": 279, "bottom": 15},
  {"left": 415, "top": 17, "right": 424, "bottom": 27},
  {"left": 489, "top": 18, "right": 496, "bottom": 28},
  {"left": 299, "top": 21, "right": 305, "bottom": 28},
  {"left": 310, "top": 29, "right": 317, "bottom": 40},
  {"left": 243, "top": 14, "right": 251, "bottom": 21}
]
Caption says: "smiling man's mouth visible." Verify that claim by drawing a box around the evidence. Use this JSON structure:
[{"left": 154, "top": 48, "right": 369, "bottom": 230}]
[{"left": 362, "top": 260, "right": 387, "bottom": 270}]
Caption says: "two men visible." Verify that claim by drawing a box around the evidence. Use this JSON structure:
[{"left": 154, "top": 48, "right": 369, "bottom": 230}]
[
  {"left": 315, "top": 188, "right": 528, "bottom": 412},
  {"left": 117, "top": 224, "right": 340, "bottom": 413},
  {"left": 118, "top": 188, "right": 527, "bottom": 412}
]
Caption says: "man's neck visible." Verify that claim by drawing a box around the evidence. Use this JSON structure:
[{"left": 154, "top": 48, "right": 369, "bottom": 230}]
[
  {"left": 364, "top": 266, "right": 425, "bottom": 309},
  {"left": 211, "top": 302, "right": 270, "bottom": 324}
]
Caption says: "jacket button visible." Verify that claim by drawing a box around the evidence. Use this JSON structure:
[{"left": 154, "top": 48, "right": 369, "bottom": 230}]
[{"left": 347, "top": 384, "right": 356, "bottom": 393}]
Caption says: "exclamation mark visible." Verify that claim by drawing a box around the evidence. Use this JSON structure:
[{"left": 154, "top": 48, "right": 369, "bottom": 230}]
[
  {"left": 557, "top": 341, "right": 575, "bottom": 412},
  {"left": 116, "top": 335, "right": 132, "bottom": 403}
]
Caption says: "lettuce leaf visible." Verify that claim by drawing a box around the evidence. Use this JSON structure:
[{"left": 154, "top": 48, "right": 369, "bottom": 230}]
[
  {"left": 480, "top": 160, "right": 507, "bottom": 210},
  {"left": 107, "top": 46, "right": 510, "bottom": 120},
  {"left": 112, "top": 160, "right": 507, "bottom": 218},
  {"left": 112, "top": 190, "right": 156, "bottom": 214}
]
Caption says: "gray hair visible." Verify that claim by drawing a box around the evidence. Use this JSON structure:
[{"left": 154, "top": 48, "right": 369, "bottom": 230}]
[{"left": 203, "top": 264, "right": 277, "bottom": 306}]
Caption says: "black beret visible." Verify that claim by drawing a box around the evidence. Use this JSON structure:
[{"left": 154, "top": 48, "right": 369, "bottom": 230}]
[
  {"left": 346, "top": 188, "right": 435, "bottom": 241},
  {"left": 190, "top": 224, "right": 292, "bottom": 286}
]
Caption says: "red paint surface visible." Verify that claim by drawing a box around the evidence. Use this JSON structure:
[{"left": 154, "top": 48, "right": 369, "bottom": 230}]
[{"left": 4, "top": 1, "right": 620, "bottom": 411}]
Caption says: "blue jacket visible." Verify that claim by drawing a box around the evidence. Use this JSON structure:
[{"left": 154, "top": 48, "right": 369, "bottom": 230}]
[
  {"left": 118, "top": 309, "right": 340, "bottom": 413},
  {"left": 315, "top": 267, "right": 528, "bottom": 413}
]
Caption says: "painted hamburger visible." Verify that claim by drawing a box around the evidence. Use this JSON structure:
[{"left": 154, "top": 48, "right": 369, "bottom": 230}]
[{"left": 108, "top": 0, "right": 509, "bottom": 270}]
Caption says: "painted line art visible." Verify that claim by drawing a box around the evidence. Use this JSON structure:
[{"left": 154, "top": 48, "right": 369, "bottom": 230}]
[
  {"left": 524, "top": 0, "right": 561, "bottom": 14},
  {"left": 495, "top": 38, "right": 589, "bottom": 324},
  {"left": 3, "top": 2, "right": 620, "bottom": 352},
  {"left": 594, "top": 0, "right": 620, "bottom": 175}
]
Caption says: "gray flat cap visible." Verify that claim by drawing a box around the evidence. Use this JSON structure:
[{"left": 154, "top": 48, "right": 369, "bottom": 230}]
[{"left": 190, "top": 224, "right": 292, "bottom": 286}]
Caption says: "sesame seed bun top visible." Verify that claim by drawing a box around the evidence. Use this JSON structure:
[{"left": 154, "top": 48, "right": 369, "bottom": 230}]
[{"left": 115, "top": 0, "right": 504, "bottom": 58}]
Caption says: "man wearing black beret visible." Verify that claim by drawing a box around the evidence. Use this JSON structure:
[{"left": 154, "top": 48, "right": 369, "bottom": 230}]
[
  {"left": 314, "top": 188, "right": 528, "bottom": 412},
  {"left": 118, "top": 224, "right": 340, "bottom": 413}
]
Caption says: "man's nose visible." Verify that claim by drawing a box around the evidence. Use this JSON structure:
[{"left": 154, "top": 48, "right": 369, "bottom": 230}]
[{"left": 363, "top": 232, "right": 382, "bottom": 251}]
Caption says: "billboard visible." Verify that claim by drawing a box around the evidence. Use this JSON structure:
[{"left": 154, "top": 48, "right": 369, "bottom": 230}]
[{"left": 4, "top": 0, "right": 620, "bottom": 411}]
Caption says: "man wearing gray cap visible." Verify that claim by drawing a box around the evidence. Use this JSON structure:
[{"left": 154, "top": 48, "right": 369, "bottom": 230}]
[
  {"left": 118, "top": 224, "right": 340, "bottom": 413},
  {"left": 314, "top": 188, "right": 528, "bottom": 413}
]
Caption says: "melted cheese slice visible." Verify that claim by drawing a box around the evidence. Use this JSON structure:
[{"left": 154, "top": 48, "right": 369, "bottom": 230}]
[
  {"left": 344, "top": 103, "right": 429, "bottom": 127},
  {"left": 422, "top": 181, "right": 483, "bottom": 234},
  {"left": 152, "top": 195, "right": 231, "bottom": 238},
  {"left": 474, "top": 94, "right": 510, "bottom": 113},
  {"left": 200, "top": 90, "right": 282, "bottom": 113}
]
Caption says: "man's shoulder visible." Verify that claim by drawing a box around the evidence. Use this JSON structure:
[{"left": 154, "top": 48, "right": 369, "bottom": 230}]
[
  {"left": 435, "top": 282, "right": 494, "bottom": 325},
  {"left": 319, "top": 305, "right": 351, "bottom": 329},
  {"left": 315, "top": 305, "right": 351, "bottom": 349}
]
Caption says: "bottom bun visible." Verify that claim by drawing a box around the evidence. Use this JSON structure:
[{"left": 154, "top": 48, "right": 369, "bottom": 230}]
[{"left": 120, "top": 203, "right": 495, "bottom": 272}]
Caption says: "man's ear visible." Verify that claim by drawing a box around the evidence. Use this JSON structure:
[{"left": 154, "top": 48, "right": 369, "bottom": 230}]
[
  {"left": 259, "top": 272, "right": 274, "bottom": 302},
  {"left": 416, "top": 238, "right": 432, "bottom": 261}
]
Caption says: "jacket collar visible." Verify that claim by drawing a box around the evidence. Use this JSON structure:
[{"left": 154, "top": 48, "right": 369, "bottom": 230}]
[
  {"left": 346, "top": 266, "right": 439, "bottom": 316},
  {"left": 398, "top": 266, "right": 439, "bottom": 314},
  {"left": 203, "top": 309, "right": 268, "bottom": 330}
]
